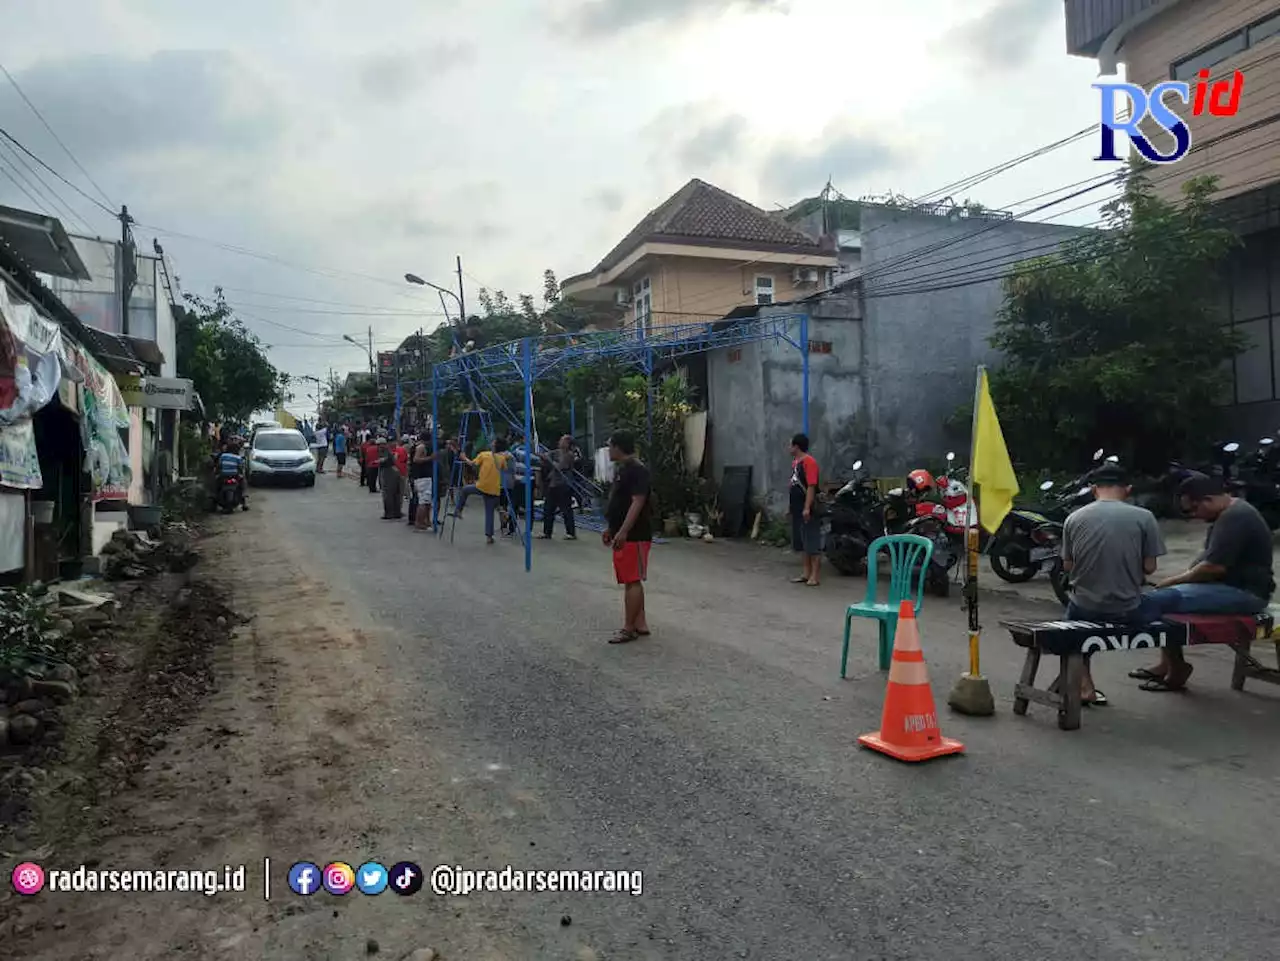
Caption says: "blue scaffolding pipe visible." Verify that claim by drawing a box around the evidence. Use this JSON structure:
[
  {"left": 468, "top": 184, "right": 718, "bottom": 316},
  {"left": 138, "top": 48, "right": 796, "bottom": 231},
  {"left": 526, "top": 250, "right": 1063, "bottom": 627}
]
[
  {"left": 522, "top": 336, "right": 534, "bottom": 572},
  {"left": 421, "top": 312, "right": 811, "bottom": 572},
  {"left": 411, "top": 313, "right": 810, "bottom": 394}
]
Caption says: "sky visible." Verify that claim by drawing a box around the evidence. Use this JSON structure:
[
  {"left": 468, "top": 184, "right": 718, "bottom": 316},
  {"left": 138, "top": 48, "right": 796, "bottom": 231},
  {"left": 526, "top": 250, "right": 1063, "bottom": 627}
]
[{"left": 0, "top": 0, "right": 1105, "bottom": 392}]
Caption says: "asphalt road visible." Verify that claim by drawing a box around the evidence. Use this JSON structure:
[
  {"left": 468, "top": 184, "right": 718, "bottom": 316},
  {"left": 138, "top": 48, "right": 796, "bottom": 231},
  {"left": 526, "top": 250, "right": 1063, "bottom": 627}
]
[{"left": 258, "top": 474, "right": 1280, "bottom": 960}]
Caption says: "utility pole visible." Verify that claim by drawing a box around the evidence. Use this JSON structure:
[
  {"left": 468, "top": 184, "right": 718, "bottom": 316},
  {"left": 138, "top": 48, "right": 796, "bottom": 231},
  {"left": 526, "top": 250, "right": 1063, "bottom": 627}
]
[
  {"left": 119, "top": 205, "right": 136, "bottom": 336},
  {"left": 367, "top": 325, "right": 374, "bottom": 377}
]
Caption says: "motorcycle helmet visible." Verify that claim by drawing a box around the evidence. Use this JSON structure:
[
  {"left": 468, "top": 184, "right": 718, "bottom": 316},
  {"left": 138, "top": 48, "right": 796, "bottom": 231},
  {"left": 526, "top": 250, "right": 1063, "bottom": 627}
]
[
  {"left": 939, "top": 476, "right": 968, "bottom": 510},
  {"left": 905, "top": 469, "right": 935, "bottom": 495}
]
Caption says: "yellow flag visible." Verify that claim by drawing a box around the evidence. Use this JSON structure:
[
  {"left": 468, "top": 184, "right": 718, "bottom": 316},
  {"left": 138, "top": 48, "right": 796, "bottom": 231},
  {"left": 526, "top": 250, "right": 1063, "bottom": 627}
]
[{"left": 972, "top": 369, "right": 1019, "bottom": 534}]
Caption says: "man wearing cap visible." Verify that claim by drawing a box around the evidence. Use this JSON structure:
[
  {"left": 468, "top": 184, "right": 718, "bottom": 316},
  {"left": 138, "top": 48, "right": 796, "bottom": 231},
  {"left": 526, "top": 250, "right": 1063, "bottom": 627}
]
[
  {"left": 1131, "top": 472, "right": 1275, "bottom": 691},
  {"left": 1060, "top": 461, "right": 1166, "bottom": 706}
]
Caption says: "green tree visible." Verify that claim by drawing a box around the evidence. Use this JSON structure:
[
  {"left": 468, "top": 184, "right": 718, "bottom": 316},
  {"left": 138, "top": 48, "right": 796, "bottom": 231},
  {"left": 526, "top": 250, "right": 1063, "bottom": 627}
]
[
  {"left": 175, "top": 288, "right": 288, "bottom": 424},
  {"left": 986, "top": 169, "right": 1242, "bottom": 472}
]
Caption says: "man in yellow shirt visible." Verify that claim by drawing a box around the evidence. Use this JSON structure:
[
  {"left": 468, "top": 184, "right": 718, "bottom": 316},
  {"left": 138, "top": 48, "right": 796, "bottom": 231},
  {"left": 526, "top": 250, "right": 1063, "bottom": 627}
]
[{"left": 455, "top": 437, "right": 511, "bottom": 544}]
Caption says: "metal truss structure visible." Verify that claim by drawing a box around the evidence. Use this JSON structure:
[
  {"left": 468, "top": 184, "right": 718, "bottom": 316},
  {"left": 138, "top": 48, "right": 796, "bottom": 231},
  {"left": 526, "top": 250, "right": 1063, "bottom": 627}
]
[{"left": 408, "top": 311, "right": 813, "bottom": 572}]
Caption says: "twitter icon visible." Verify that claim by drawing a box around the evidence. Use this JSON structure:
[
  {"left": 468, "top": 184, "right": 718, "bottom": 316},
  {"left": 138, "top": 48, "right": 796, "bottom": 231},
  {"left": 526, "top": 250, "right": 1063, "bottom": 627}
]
[{"left": 355, "top": 861, "right": 388, "bottom": 895}]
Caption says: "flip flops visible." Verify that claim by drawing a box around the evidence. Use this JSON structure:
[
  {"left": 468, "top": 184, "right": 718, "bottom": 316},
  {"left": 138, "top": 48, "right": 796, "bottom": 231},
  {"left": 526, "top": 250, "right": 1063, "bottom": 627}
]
[
  {"left": 608, "top": 629, "right": 651, "bottom": 644},
  {"left": 1128, "top": 667, "right": 1163, "bottom": 680},
  {"left": 1139, "top": 677, "right": 1189, "bottom": 692}
]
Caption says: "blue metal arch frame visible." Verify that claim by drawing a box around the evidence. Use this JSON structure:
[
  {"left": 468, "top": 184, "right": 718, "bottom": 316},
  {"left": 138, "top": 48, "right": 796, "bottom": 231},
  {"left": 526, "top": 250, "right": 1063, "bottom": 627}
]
[{"left": 419, "top": 311, "right": 812, "bottom": 571}]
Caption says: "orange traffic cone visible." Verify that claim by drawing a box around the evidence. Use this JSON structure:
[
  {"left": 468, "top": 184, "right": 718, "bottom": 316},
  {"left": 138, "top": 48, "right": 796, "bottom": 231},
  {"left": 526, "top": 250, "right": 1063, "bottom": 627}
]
[{"left": 858, "top": 600, "right": 965, "bottom": 762}]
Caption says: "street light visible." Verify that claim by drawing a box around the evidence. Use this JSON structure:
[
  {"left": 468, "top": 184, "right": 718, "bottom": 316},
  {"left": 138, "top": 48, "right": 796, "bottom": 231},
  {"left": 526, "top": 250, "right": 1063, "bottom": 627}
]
[
  {"left": 405, "top": 256, "right": 466, "bottom": 334},
  {"left": 343, "top": 333, "right": 375, "bottom": 377}
]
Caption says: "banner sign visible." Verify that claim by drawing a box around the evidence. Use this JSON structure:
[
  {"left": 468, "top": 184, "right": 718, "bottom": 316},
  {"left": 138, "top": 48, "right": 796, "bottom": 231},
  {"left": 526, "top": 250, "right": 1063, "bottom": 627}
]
[
  {"left": 62, "top": 339, "right": 131, "bottom": 501},
  {"left": 118, "top": 375, "right": 194, "bottom": 410}
]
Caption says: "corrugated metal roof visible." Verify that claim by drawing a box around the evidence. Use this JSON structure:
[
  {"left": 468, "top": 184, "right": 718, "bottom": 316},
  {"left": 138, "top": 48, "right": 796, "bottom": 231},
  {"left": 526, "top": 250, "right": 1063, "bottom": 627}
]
[{"left": 0, "top": 204, "right": 90, "bottom": 280}]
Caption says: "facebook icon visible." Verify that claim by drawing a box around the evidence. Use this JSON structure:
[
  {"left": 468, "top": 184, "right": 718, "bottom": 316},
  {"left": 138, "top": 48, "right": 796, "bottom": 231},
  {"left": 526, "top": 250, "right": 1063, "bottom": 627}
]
[{"left": 288, "top": 861, "right": 321, "bottom": 896}]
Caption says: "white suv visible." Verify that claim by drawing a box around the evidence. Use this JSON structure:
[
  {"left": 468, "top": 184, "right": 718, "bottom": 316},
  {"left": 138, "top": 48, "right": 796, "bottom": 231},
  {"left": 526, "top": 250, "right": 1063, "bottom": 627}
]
[{"left": 247, "top": 429, "right": 316, "bottom": 487}]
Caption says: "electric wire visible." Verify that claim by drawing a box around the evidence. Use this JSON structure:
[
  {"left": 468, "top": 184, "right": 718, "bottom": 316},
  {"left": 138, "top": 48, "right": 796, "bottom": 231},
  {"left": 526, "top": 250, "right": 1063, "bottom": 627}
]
[
  {"left": 0, "top": 60, "right": 115, "bottom": 209},
  {"left": 0, "top": 140, "right": 93, "bottom": 233}
]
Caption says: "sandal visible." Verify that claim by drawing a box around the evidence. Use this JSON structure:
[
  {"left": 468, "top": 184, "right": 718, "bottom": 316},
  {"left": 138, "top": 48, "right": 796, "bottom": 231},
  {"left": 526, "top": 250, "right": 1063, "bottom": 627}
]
[
  {"left": 1082, "top": 690, "right": 1108, "bottom": 707},
  {"left": 789, "top": 577, "right": 808, "bottom": 584},
  {"left": 1139, "top": 676, "right": 1189, "bottom": 692},
  {"left": 608, "top": 629, "right": 639, "bottom": 644},
  {"left": 1127, "top": 667, "right": 1164, "bottom": 680}
]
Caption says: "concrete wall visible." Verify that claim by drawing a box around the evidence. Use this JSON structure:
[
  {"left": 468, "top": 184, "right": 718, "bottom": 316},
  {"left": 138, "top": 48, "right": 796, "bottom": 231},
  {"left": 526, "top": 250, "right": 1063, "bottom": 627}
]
[
  {"left": 624, "top": 254, "right": 834, "bottom": 328},
  {"left": 857, "top": 205, "right": 1090, "bottom": 474},
  {"left": 705, "top": 205, "right": 1088, "bottom": 512},
  {"left": 707, "top": 295, "right": 866, "bottom": 513}
]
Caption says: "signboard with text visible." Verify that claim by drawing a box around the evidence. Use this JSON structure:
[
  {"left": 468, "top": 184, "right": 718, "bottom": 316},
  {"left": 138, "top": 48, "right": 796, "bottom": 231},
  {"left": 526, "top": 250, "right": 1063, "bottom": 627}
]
[{"left": 117, "top": 375, "right": 194, "bottom": 410}]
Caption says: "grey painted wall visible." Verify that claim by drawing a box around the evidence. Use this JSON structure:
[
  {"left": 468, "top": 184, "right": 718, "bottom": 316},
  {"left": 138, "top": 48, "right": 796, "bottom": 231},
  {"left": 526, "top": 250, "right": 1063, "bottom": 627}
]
[
  {"left": 858, "top": 205, "right": 1091, "bottom": 473},
  {"left": 707, "top": 204, "right": 1088, "bottom": 512},
  {"left": 708, "top": 297, "right": 865, "bottom": 513}
]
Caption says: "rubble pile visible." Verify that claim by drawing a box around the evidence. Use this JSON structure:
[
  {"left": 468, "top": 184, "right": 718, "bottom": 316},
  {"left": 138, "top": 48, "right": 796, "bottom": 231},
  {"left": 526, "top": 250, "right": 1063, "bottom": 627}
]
[{"left": 99, "top": 526, "right": 200, "bottom": 581}]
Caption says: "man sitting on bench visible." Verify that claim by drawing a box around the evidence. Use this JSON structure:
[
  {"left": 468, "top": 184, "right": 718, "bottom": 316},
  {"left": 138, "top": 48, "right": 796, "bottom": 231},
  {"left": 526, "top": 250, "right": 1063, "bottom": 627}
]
[
  {"left": 1061, "top": 462, "right": 1166, "bottom": 706},
  {"left": 1134, "top": 472, "right": 1275, "bottom": 692}
]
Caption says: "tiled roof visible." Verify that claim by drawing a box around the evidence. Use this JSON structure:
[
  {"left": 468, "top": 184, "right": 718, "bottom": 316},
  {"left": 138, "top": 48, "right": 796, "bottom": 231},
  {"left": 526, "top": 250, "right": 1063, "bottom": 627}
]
[{"left": 596, "top": 179, "right": 823, "bottom": 272}]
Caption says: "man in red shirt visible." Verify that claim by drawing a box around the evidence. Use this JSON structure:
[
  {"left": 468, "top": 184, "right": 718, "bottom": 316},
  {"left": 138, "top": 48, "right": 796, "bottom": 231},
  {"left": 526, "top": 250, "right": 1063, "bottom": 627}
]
[
  {"left": 604, "top": 431, "right": 654, "bottom": 644},
  {"left": 789, "top": 433, "right": 822, "bottom": 587},
  {"left": 362, "top": 438, "right": 380, "bottom": 493}
]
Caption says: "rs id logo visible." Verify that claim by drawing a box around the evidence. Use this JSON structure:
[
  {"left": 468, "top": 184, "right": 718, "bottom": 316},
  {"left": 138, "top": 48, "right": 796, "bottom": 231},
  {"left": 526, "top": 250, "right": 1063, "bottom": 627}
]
[{"left": 1094, "top": 69, "right": 1245, "bottom": 164}]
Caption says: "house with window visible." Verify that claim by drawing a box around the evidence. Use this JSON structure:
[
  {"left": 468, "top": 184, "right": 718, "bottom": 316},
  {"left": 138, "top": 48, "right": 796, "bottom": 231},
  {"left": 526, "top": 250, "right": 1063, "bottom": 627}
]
[
  {"left": 1065, "top": 0, "right": 1280, "bottom": 432},
  {"left": 560, "top": 178, "right": 839, "bottom": 329}
]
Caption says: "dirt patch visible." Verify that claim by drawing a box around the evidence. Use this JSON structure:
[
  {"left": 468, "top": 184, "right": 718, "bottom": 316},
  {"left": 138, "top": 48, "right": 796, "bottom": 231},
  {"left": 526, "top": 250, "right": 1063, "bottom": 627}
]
[{"left": 0, "top": 501, "right": 483, "bottom": 960}]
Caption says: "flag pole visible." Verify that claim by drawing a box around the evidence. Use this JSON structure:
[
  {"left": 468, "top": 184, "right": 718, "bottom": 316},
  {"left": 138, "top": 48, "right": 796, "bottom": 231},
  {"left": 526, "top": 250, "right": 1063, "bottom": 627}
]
[{"left": 948, "top": 365, "right": 996, "bottom": 717}]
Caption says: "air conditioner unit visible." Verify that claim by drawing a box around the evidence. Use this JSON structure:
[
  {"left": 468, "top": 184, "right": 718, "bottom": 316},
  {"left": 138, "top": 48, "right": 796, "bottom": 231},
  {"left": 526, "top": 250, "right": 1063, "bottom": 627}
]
[
  {"left": 792, "top": 268, "right": 820, "bottom": 286},
  {"left": 615, "top": 289, "right": 632, "bottom": 306}
]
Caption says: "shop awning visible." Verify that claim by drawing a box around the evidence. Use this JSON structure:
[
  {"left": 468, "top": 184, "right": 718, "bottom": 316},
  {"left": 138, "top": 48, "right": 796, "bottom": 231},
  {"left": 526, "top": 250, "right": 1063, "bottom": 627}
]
[{"left": 0, "top": 204, "right": 90, "bottom": 280}]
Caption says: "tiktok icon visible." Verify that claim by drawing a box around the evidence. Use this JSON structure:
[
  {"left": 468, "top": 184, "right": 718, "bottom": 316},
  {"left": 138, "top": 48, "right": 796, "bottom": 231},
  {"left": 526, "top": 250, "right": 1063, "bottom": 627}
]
[{"left": 388, "top": 861, "right": 423, "bottom": 896}]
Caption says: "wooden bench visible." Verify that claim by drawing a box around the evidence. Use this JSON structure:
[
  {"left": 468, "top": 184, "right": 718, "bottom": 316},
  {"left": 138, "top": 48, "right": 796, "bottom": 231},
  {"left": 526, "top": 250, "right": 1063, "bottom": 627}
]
[{"left": 1002, "top": 613, "right": 1280, "bottom": 730}]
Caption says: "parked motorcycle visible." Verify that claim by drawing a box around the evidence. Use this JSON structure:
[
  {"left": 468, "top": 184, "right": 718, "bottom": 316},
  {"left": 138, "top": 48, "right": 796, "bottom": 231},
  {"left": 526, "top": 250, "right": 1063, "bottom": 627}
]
[
  {"left": 214, "top": 474, "right": 244, "bottom": 514},
  {"left": 1166, "top": 440, "right": 1280, "bottom": 529},
  {"left": 988, "top": 449, "right": 1114, "bottom": 583},
  {"left": 823, "top": 459, "right": 882, "bottom": 576},
  {"left": 905, "top": 506, "right": 957, "bottom": 597},
  {"left": 1219, "top": 439, "right": 1280, "bottom": 529}
]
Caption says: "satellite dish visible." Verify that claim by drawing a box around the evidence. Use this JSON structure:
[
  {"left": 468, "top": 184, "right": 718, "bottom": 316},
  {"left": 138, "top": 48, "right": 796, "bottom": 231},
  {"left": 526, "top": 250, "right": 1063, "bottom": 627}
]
[
  {"left": 1224, "top": 442, "right": 1240, "bottom": 453},
  {"left": 946, "top": 451, "right": 956, "bottom": 462},
  {"left": 1039, "top": 480, "right": 1054, "bottom": 491},
  {"left": 852, "top": 460, "right": 863, "bottom": 471},
  {"left": 1092, "top": 448, "right": 1104, "bottom": 461},
  {"left": 1105, "top": 455, "right": 1119, "bottom": 463}
]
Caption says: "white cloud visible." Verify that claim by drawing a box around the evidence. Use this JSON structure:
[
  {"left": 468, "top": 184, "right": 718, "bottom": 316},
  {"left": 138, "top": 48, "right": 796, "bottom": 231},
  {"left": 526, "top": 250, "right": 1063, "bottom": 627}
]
[{"left": 0, "top": 0, "right": 1104, "bottom": 384}]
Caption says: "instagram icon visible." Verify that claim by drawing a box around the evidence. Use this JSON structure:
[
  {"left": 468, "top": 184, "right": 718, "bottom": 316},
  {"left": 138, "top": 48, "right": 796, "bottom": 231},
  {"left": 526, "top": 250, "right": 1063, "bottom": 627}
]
[{"left": 322, "top": 862, "right": 356, "bottom": 895}]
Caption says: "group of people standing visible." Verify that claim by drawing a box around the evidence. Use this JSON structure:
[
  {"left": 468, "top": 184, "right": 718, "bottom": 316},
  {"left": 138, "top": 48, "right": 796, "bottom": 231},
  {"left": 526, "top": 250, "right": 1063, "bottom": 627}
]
[{"left": 303, "top": 419, "right": 656, "bottom": 644}]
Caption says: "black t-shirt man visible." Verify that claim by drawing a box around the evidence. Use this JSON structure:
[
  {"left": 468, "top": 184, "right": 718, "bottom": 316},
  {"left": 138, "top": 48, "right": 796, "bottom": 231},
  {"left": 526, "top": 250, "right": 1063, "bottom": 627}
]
[
  {"left": 606, "top": 459, "right": 653, "bottom": 542},
  {"left": 1198, "top": 498, "right": 1275, "bottom": 599}
]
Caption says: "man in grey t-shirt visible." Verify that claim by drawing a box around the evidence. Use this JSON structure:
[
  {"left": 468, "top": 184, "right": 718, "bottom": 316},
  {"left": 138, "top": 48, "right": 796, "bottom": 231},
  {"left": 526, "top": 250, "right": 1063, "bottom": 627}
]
[{"left": 1061, "top": 462, "right": 1167, "bottom": 705}]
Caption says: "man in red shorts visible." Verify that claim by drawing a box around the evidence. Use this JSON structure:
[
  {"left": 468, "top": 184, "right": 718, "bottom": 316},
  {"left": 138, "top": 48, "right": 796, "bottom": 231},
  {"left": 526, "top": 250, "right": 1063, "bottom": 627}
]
[{"left": 603, "top": 430, "right": 653, "bottom": 644}]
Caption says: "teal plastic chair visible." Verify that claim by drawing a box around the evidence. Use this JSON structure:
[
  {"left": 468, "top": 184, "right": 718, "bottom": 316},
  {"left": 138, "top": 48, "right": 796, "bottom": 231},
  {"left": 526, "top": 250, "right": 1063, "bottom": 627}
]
[{"left": 841, "top": 534, "right": 932, "bottom": 676}]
